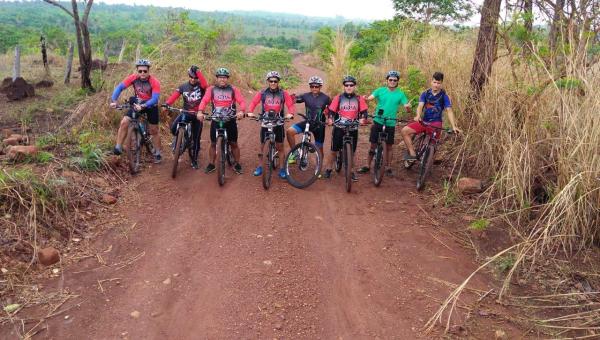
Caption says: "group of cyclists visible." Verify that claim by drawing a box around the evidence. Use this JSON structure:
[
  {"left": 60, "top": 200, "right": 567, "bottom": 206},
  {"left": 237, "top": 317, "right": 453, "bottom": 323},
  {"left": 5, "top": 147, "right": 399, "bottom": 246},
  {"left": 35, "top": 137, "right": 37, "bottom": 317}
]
[{"left": 109, "top": 59, "right": 461, "bottom": 183}]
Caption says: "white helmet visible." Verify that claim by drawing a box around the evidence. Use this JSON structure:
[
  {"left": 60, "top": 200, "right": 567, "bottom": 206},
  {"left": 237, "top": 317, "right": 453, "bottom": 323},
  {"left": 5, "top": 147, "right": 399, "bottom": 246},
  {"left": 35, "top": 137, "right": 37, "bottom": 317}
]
[
  {"left": 265, "top": 71, "right": 281, "bottom": 80},
  {"left": 308, "top": 76, "right": 323, "bottom": 86}
]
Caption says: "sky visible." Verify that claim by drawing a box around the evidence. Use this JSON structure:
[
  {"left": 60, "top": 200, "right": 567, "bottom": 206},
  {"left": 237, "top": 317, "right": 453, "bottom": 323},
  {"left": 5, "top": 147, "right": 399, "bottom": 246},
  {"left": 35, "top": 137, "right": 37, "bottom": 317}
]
[{"left": 96, "top": 0, "right": 398, "bottom": 21}]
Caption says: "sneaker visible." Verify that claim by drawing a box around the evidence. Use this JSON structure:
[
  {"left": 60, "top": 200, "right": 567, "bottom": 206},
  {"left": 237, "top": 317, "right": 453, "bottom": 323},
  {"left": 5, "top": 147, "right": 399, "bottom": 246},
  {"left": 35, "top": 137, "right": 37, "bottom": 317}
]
[
  {"left": 253, "top": 166, "right": 263, "bottom": 176},
  {"left": 322, "top": 169, "right": 332, "bottom": 179},
  {"left": 154, "top": 153, "right": 162, "bottom": 164},
  {"left": 287, "top": 150, "right": 299, "bottom": 164},
  {"left": 191, "top": 160, "right": 199, "bottom": 169},
  {"left": 385, "top": 168, "right": 393, "bottom": 177},
  {"left": 204, "top": 163, "right": 216, "bottom": 174},
  {"left": 113, "top": 145, "right": 122, "bottom": 156},
  {"left": 404, "top": 154, "right": 417, "bottom": 161},
  {"left": 357, "top": 166, "right": 370, "bottom": 174},
  {"left": 279, "top": 168, "right": 287, "bottom": 179},
  {"left": 233, "top": 163, "right": 243, "bottom": 174},
  {"left": 351, "top": 172, "right": 358, "bottom": 182}
]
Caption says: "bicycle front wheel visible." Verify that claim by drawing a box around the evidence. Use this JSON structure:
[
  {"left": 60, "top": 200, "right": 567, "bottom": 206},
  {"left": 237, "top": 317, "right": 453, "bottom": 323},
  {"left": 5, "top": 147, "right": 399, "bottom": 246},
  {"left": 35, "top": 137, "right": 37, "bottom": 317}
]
[
  {"left": 416, "top": 144, "right": 435, "bottom": 191},
  {"left": 127, "top": 124, "right": 141, "bottom": 175},
  {"left": 171, "top": 127, "right": 185, "bottom": 179},
  {"left": 373, "top": 143, "right": 384, "bottom": 187},
  {"left": 285, "top": 142, "right": 321, "bottom": 189},
  {"left": 344, "top": 142, "right": 353, "bottom": 193},
  {"left": 216, "top": 135, "right": 226, "bottom": 186},
  {"left": 262, "top": 139, "right": 273, "bottom": 190}
]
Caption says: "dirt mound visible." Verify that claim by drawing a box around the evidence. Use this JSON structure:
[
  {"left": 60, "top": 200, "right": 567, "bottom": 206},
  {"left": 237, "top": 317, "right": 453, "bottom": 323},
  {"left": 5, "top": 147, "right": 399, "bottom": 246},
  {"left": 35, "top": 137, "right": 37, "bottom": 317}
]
[
  {"left": 77, "top": 59, "right": 107, "bottom": 72},
  {"left": 0, "top": 77, "right": 35, "bottom": 101},
  {"left": 35, "top": 79, "right": 54, "bottom": 88}
]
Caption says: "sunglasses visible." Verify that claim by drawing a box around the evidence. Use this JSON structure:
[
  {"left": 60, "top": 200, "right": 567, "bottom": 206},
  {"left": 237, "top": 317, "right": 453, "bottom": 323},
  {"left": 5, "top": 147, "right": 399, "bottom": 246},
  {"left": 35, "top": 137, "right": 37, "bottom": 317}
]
[
  {"left": 344, "top": 83, "right": 355, "bottom": 88},
  {"left": 268, "top": 80, "right": 280, "bottom": 84},
  {"left": 137, "top": 69, "right": 149, "bottom": 74},
  {"left": 388, "top": 78, "right": 399, "bottom": 82},
  {"left": 309, "top": 85, "right": 321, "bottom": 89},
  {"left": 217, "top": 76, "right": 229, "bottom": 79}
]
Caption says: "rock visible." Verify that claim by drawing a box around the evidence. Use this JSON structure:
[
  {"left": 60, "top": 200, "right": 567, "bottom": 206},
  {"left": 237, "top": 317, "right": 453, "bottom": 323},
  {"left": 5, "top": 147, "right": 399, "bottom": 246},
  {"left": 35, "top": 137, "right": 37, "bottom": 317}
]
[
  {"left": 6, "top": 145, "right": 37, "bottom": 160},
  {"left": 35, "top": 80, "right": 54, "bottom": 88},
  {"left": 3, "top": 137, "right": 19, "bottom": 146},
  {"left": 38, "top": 247, "right": 60, "bottom": 266},
  {"left": 130, "top": 310, "right": 140, "bottom": 319},
  {"left": 457, "top": 177, "right": 484, "bottom": 194},
  {"left": 162, "top": 278, "right": 171, "bottom": 285},
  {"left": 151, "top": 311, "right": 162, "bottom": 318},
  {"left": 1, "top": 268, "right": 7, "bottom": 274},
  {"left": 1, "top": 129, "right": 14, "bottom": 138},
  {"left": 101, "top": 194, "right": 117, "bottom": 205},
  {"left": 495, "top": 329, "right": 507, "bottom": 339},
  {"left": 263, "top": 260, "right": 273, "bottom": 266},
  {"left": 274, "top": 323, "right": 283, "bottom": 330}
]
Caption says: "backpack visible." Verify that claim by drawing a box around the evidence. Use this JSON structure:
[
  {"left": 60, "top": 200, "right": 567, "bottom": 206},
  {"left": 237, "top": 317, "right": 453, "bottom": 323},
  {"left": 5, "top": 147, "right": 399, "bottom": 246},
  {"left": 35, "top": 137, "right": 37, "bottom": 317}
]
[{"left": 261, "top": 89, "right": 285, "bottom": 115}]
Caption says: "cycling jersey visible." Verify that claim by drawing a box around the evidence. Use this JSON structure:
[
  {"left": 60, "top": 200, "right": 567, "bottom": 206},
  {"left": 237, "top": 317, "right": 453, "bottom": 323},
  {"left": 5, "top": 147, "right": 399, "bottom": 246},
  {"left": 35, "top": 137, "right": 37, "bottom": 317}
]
[
  {"left": 420, "top": 89, "right": 451, "bottom": 123},
  {"left": 295, "top": 92, "right": 330, "bottom": 122},
  {"left": 111, "top": 74, "right": 161, "bottom": 107},
  {"left": 372, "top": 86, "right": 409, "bottom": 127},
  {"left": 198, "top": 85, "right": 246, "bottom": 112},
  {"left": 329, "top": 93, "right": 368, "bottom": 120},
  {"left": 248, "top": 89, "right": 295, "bottom": 116},
  {"left": 165, "top": 81, "right": 205, "bottom": 111}
]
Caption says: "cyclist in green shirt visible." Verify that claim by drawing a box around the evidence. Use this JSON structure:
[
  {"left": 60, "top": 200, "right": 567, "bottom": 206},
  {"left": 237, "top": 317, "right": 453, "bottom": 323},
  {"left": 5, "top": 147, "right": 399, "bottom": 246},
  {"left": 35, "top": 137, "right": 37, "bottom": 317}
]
[{"left": 358, "top": 70, "right": 411, "bottom": 176}]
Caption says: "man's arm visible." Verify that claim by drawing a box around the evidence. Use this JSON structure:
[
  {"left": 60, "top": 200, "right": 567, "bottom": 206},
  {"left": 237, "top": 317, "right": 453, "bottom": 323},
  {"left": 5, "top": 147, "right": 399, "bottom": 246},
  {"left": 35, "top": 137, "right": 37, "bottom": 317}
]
[
  {"left": 198, "top": 86, "right": 213, "bottom": 112},
  {"left": 233, "top": 87, "right": 246, "bottom": 113},
  {"left": 196, "top": 70, "right": 209, "bottom": 90},
  {"left": 284, "top": 91, "right": 295, "bottom": 116},
  {"left": 164, "top": 89, "right": 181, "bottom": 106},
  {"left": 246, "top": 92, "right": 262, "bottom": 115},
  {"left": 415, "top": 102, "right": 424, "bottom": 121}
]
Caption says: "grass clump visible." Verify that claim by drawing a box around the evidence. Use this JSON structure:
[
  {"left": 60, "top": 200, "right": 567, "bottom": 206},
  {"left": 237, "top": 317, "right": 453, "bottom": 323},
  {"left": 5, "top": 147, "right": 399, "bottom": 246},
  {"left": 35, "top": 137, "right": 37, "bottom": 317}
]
[{"left": 469, "top": 218, "right": 490, "bottom": 231}]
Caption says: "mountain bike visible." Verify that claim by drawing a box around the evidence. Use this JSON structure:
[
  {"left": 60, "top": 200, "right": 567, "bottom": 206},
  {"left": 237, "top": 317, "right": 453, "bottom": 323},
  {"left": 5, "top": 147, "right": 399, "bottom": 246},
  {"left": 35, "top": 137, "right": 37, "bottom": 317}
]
[
  {"left": 253, "top": 110, "right": 288, "bottom": 190},
  {"left": 115, "top": 103, "right": 155, "bottom": 175},
  {"left": 284, "top": 113, "right": 323, "bottom": 189},
  {"left": 162, "top": 104, "right": 198, "bottom": 179},
  {"left": 333, "top": 118, "right": 360, "bottom": 193},
  {"left": 403, "top": 120, "right": 454, "bottom": 191},
  {"left": 367, "top": 110, "right": 400, "bottom": 187},
  {"left": 205, "top": 108, "right": 236, "bottom": 186}
]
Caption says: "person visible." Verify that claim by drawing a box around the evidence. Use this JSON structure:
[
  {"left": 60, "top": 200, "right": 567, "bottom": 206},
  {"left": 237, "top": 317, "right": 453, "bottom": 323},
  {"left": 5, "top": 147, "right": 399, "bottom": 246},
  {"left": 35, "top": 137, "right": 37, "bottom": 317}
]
[
  {"left": 163, "top": 65, "right": 208, "bottom": 169},
  {"left": 286, "top": 76, "right": 330, "bottom": 160},
  {"left": 246, "top": 71, "right": 295, "bottom": 179},
  {"left": 358, "top": 70, "right": 411, "bottom": 176},
  {"left": 110, "top": 59, "right": 162, "bottom": 163},
  {"left": 401, "top": 71, "right": 461, "bottom": 161},
  {"left": 322, "top": 75, "right": 368, "bottom": 181},
  {"left": 196, "top": 68, "right": 246, "bottom": 174}
]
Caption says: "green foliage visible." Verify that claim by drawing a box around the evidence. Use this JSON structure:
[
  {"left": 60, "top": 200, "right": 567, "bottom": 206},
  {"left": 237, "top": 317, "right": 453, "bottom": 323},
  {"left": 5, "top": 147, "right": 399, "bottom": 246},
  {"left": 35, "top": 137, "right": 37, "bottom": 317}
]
[
  {"left": 555, "top": 78, "right": 583, "bottom": 90},
  {"left": 33, "top": 151, "right": 54, "bottom": 164},
  {"left": 469, "top": 218, "right": 490, "bottom": 231},
  {"left": 35, "top": 134, "right": 58, "bottom": 149},
  {"left": 72, "top": 143, "right": 104, "bottom": 171},
  {"left": 403, "top": 66, "right": 427, "bottom": 109},
  {"left": 0, "top": 168, "right": 56, "bottom": 204},
  {"left": 495, "top": 255, "right": 516, "bottom": 273},
  {"left": 349, "top": 20, "right": 402, "bottom": 65},
  {"left": 392, "top": 0, "right": 475, "bottom": 24},
  {"left": 224, "top": 46, "right": 299, "bottom": 89},
  {"left": 312, "top": 27, "right": 335, "bottom": 64},
  {"left": 240, "top": 35, "right": 301, "bottom": 50}
]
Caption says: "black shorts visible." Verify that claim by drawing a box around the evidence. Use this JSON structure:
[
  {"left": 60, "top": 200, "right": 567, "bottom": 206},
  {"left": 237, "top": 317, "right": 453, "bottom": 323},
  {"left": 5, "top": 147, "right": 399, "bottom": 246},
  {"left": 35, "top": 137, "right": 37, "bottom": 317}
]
[
  {"left": 331, "top": 126, "right": 358, "bottom": 152},
  {"left": 126, "top": 106, "right": 159, "bottom": 125},
  {"left": 369, "top": 122, "right": 395, "bottom": 145},
  {"left": 291, "top": 121, "right": 325, "bottom": 147},
  {"left": 260, "top": 125, "right": 284, "bottom": 144},
  {"left": 210, "top": 120, "right": 238, "bottom": 144}
]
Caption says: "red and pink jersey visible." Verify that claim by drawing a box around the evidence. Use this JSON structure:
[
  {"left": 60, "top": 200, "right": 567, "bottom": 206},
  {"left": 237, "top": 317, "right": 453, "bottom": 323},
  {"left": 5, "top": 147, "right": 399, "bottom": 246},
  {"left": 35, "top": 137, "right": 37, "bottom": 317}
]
[
  {"left": 248, "top": 89, "right": 295, "bottom": 115},
  {"left": 329, "top": 93, "right": 368, "bottom": 120},
  {"left": 121, "top": 74, "right": 161, "bottom": 101},
  {"left": 198, "top": 85, "right": 246, "bottom": 112}
]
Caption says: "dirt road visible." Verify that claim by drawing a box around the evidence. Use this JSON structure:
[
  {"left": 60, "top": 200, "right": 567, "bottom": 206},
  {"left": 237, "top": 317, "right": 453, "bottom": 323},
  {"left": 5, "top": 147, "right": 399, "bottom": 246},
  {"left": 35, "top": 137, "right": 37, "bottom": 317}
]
[{"left": 3, "top": 56, "right": 500, "bottom": 339}]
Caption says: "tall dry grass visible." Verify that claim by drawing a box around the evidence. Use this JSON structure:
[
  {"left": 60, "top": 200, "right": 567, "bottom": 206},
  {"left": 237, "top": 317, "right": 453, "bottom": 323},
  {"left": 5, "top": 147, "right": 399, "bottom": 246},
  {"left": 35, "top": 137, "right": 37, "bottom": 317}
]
[{"left": 325, "top": 29, "right": 353, "bottom": 95}]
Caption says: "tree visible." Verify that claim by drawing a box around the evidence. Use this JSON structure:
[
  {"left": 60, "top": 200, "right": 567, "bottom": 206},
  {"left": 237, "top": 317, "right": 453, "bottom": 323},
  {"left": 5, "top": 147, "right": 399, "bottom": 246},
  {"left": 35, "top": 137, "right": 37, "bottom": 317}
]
[
  {"left": 469, "top": 0, "right": 502, "bottom": 103},
  {"left": 392, "top": 0, "right": 475, "bottom": 24},
  {"left": 43, "top": 0, "right": 94, "bottom": 91}
]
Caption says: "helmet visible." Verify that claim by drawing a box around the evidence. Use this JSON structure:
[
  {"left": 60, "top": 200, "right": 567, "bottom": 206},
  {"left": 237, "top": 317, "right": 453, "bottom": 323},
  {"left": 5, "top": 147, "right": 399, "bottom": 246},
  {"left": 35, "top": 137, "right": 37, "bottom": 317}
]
[
  {"left": 266, "top": 71, "right": 281, "bottom": 80},
  {"left": 342, "top": 75, "right": 357, "bottom": 85},
  {"left": 386, "top": 70, "right": 400, "bottom": 79},
  {"left": 135, "top": 59, "right": 151, "bottom": 67},
  {"left": 188, "top": 65, "right": 199, "bottom": 78},
  {"left": 308, "top": 76, "right": 323, "bottom": 86},
  {"left": 215, "top": 67, "right": 230, "bottom": 77}
]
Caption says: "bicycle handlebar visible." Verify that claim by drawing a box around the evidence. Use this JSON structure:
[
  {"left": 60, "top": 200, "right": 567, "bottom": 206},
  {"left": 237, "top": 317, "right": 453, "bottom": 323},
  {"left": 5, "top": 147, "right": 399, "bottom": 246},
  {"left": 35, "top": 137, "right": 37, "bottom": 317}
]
[
  {"left": 161, "top": 104, "right": 197, "bottom": 115},
  {"left": 297, "top": 113, "right": 324, "bottom": 126}
]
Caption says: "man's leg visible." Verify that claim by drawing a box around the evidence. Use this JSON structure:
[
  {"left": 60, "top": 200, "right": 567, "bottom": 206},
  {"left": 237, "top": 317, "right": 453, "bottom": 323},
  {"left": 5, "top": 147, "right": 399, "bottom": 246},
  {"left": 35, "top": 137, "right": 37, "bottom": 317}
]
[
  {"left": 116, "top": 116, "right": 130, "bottom": 150},
  {"left": 148, "top": 124, "right": 161, "bottom": 154},
  {"left": 401, "top": 126, "right": 417, "bottom": 157},
  {"left": 286, "top": 126, "right": 298, "bottom": 150}
]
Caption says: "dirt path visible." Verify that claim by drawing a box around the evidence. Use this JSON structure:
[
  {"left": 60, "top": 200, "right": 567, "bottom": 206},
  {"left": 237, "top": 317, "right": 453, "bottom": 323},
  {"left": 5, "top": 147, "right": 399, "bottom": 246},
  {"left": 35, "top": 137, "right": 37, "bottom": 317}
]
[{"left": 3, "top": 56, "right": 507, "bottom": 339}]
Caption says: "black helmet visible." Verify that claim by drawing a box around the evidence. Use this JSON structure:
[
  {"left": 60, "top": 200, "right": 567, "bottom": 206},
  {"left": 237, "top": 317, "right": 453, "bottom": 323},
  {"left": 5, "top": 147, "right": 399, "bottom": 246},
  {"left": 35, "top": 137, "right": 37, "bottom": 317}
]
[
  {"left": 188, "top": 65, "right": 199, "bottom": 78},
  {"left": 342, "top": 75, "right": 356, "bottom": 85}
]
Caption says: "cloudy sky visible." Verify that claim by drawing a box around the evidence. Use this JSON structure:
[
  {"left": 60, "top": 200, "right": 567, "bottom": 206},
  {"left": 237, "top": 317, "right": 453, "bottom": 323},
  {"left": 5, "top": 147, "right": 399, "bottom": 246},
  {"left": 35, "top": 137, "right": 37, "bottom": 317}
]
[{"left": 96, "top": 0, "right": 399, "bottom": 21}]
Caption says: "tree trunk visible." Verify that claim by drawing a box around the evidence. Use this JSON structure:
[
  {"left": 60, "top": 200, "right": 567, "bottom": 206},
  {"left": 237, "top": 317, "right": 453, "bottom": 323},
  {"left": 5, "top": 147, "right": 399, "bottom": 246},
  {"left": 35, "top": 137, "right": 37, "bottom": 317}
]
[
  {"left": 135, "top": 43, "right": 141, "bottom": 62},
  {"left": 549, "top": 0, "right": 565, "bottom": 54},
  {"left": 70, "top": 0, "right": 93, "bottom": 90},
  {"left": 118, "top": 39, "right": 126, "bottom": 63},
  {"left": 41, "top": 36, "right": 51, "bottom": 77},
  {"left": 523, "top": 0, "right": 533, "bottom": 55},
  {"left": 13, "top": 46, "right": 21, "bottom": 81},
  {"left": 103, "top": 41, "right": 109, "bottom": 67},
  {"left": 469, "top": 0, "right": 502, "bottom": 103},
  {"left": 64, "top": 41, "right": 74, "bottom": 84}
]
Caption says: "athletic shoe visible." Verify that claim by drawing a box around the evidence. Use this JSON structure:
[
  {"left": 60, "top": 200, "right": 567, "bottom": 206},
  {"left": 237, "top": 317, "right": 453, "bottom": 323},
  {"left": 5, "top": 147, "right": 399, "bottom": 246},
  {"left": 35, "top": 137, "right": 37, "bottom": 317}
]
[
  {"left": 113, "top": 145, "right": 122, "bottom": 155},
  {"left": 351, "top": 172, "right": 358, "bottom": 182},
  {"left": 322, "top": 169, "right": 332, "bottom": 179},
  {"left": 357, "top": 166, "right": 370, "bottom": 174},
  {"left": 205, "top": 163, "right": 216, "bottom": 173},
  {"left": 253, "top": 166, "right": 263, "bottom": 176},
  {"left": 278, "top": 168, "right": 287, "bottom": 179},
  {"left": 233, "top": 163, "right": 243, "bottom": 174}
]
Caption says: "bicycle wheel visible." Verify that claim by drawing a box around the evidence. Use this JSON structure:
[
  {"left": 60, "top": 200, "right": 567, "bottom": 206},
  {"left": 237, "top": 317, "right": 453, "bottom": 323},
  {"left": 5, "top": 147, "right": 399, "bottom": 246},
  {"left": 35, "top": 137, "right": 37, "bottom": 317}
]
[
  {"left": 226, "top": 143, "right": 235, "bottom": 166},
  {"left": 127, "top": 124, "right": 141, "bottom": 175},
  {"left": 416, "top": 144, "right": 435, "bottom": 191},
  {"left": 262, "top": 139, "right": 273, "bottom": 190},
  {"left": 216, "top": 135, "right": 226, "bottom": 186},
  {"left": 344, "top": 142, "right": 353, "bottom": 193},
  {"left": 285, "top": 142, "right": 321, "bottom": 189},
  {"left": 373, "top": 143, "right": 384, "bottom": 187},
  {"left": 404, "top": 134, "right": 426, "bottom": 170},
  {"left": 335, "top": 151, "right": 343, "bottom": 172},
  {"left": 171, "top": 127, "right": 184, "bottom": 179}
]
